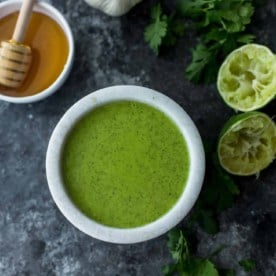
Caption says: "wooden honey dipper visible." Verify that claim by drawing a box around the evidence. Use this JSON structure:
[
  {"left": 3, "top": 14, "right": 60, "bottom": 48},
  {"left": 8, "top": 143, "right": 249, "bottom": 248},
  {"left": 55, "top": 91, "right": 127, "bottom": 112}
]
[{"left": 0, "top": 0, "right": 35, "bottom": 88}]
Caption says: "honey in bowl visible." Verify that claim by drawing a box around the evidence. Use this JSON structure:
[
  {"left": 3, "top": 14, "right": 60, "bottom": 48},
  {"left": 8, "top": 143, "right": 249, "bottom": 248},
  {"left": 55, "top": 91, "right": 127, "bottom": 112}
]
[{"left": 0, "top": 11, "right": 69, "bottom": 97}]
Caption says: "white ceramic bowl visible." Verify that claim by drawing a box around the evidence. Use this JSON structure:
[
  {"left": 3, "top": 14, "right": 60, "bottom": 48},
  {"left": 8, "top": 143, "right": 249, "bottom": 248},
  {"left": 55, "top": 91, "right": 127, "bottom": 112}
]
[
  {"left": 46, "top": 85, "right": 205, "bottom": 244},
  {"left": 0, "top": 0, "right": 74, "bottom": 104}
]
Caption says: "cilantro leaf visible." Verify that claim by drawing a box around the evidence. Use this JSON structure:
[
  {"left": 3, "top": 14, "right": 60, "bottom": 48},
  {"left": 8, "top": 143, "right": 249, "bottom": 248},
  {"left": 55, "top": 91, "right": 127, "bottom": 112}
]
[
  {"left": 144, "top": 4, "right": 168, "bottom": 54},
  {"left": 206, "top": 1, "right": 254, "bottom": 33},
  {"left": 163, "top": 17, "right": 185, "bottom": 47},
  {"left": 237, "top": 34, "right": 255, "bottom": 44},
  {"left": 185, "top": 43, "right": 219, "bottom": 83},
  {"left": 239, "top": 259, "right": 256, "bottom": 272},
  {"left": 164, "top": 229, "right": 220, "bottom": 276},
  {"left": 185, "top": 29, "right": 255, "bottom": 83},
  {"left": 187, "top": 258, "right": 219, "bottom": 276},
  {"left": 167, "top": 229, "right": 189, "bottom": 261},
  {"left": 191, "top": 207, "right": 219, "bottom": 234},
  {"left": 178, "top": 0, "right": 254, "bottom": 32},
  {"left": 147, "top": 0, "right": 256, "bottom": 83},
  {"left": 200, "top": 210, "right": 219, "bottom": 234},
  {"left": 211, "top": 155, "right": 240, "bottom": 212},
  {"left": 204, "top": 155, "right": 240, "bottom": 212},
  {"left": 182, "top": 0, "right": 255, "bottom": 83},
  {"left": 162, "top": 263, "right": 178, "bottom": 276},
  {"left": 145, "top": 4, "right": 185, "bottom": 52},
  {"left": 191, "top": 146, "right": 240, "bottom": 234},
  {"left": 177, "top": 0, "right": 216, "bottom": 18}
]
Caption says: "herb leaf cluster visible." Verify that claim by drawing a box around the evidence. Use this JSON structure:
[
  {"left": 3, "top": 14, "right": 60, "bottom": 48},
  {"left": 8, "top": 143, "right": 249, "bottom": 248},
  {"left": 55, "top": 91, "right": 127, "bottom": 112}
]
[
  {"left": 144, "top": 0, "right": 256, "bottom": 83},
  {"left": 239, "top": 259, "right": 256, "bottom": 272},
  {"left": 144, "top": 4, "right": 168, "bottom": 54},
  {"left": 162, "top": 143, "right": 259, "bottom": 275},
  {"left": 191, "top": 150, "right": 240, "bottom": 234},
  {"left": 163, "top": 229, "right": 219, "bottom": 276},
  {"left": 164, "top": 229, "right": 256, "bottom": 275}
]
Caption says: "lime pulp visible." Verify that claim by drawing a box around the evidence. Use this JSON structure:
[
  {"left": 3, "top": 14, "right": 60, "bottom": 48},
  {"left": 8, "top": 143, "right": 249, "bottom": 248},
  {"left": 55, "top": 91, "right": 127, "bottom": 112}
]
[
  {"left": 218, "top": 111, "right": 276, "bottom": 176},
  {"left": 217, "top": 44, "right": 276, "bottom": 112}
]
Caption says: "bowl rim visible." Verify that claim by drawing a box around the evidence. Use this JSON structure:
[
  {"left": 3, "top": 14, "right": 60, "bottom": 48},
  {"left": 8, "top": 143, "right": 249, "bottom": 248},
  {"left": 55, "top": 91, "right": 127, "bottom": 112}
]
[
  {"left": 46, "top": 85, "right": 205, "bottom": 244},
  {"left": 0, "top": 0, "right": 74, "bottom": 104}
]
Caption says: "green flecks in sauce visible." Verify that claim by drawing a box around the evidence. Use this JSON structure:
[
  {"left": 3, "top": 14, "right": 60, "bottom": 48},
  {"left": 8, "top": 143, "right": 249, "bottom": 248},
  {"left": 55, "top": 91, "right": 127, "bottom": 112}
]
[{"left": 62, "top": 101, "right": 190, "bottom": 228}]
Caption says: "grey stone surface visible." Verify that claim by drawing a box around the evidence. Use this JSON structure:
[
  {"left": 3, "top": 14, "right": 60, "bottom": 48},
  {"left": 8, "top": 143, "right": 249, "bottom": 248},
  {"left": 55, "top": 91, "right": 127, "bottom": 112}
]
[{"left": 0, "top": 0, "right": 275, "bottom": 275}]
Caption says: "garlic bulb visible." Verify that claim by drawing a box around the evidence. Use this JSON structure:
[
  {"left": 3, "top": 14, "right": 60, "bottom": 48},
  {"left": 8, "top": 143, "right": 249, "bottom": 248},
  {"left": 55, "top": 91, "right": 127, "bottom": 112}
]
[{"left": 84, "top": 0, "right": 142, "bottom": 16}]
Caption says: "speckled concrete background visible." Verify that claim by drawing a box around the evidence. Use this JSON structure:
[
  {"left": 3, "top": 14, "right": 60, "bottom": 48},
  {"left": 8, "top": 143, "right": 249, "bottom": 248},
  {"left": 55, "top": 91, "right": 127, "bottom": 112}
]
[{"left": 0, "top": 0, "right": 275, "bottom": 275}]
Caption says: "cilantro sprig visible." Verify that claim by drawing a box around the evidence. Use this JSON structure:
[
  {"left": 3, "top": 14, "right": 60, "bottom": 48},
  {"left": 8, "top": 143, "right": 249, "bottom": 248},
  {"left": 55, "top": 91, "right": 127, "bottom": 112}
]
[
  {"left": 162, "top": 143, "right": 242, "bottom": 275},
  {"left": 144, "top": 4, "right": 168, "bottom": 54},
  {"left": 163, "top": 230, "right": 257, "bottom": 275},
  {"left": 191, "top": 143, "right": 240, "bottom": 234},
  {"left": 163, "top": 229, "right": 219, "bottom": 276},
  {"left": 144, "top": 4, "right": 185, "bottom": 54},
  {"left": 144, "top": 0, "right": 256, "bottom": 83},
  {"left": 239, "top": 259, "right": 256, "bottom": 272},
  {"left": 179, "top": 0, "right": 255, "bottom": 83}
]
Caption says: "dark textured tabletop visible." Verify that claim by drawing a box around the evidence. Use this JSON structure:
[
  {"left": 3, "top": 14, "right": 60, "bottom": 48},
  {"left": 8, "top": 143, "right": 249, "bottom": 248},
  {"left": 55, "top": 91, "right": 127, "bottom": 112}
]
[{"left": 0, "top": 0, "right": 275, "bottom": 275}]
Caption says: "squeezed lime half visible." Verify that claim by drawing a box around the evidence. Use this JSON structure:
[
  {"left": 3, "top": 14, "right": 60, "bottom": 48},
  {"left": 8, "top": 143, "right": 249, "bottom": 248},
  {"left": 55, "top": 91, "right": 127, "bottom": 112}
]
[
  {"left": 218, "top": 112, "right": 276, "bottom": 176},
  {"left": 217, "top": 44, "right": 276, "bottom": 112}
]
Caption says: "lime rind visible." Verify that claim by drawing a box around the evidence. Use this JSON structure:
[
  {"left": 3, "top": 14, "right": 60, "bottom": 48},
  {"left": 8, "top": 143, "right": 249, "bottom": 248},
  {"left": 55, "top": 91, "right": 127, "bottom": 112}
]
[
  {"left": 217, "top": 44, "right": 276, "bottom": 112},
  {"left": 218, "top": 112, "right": 276, "bottom": 176}
]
